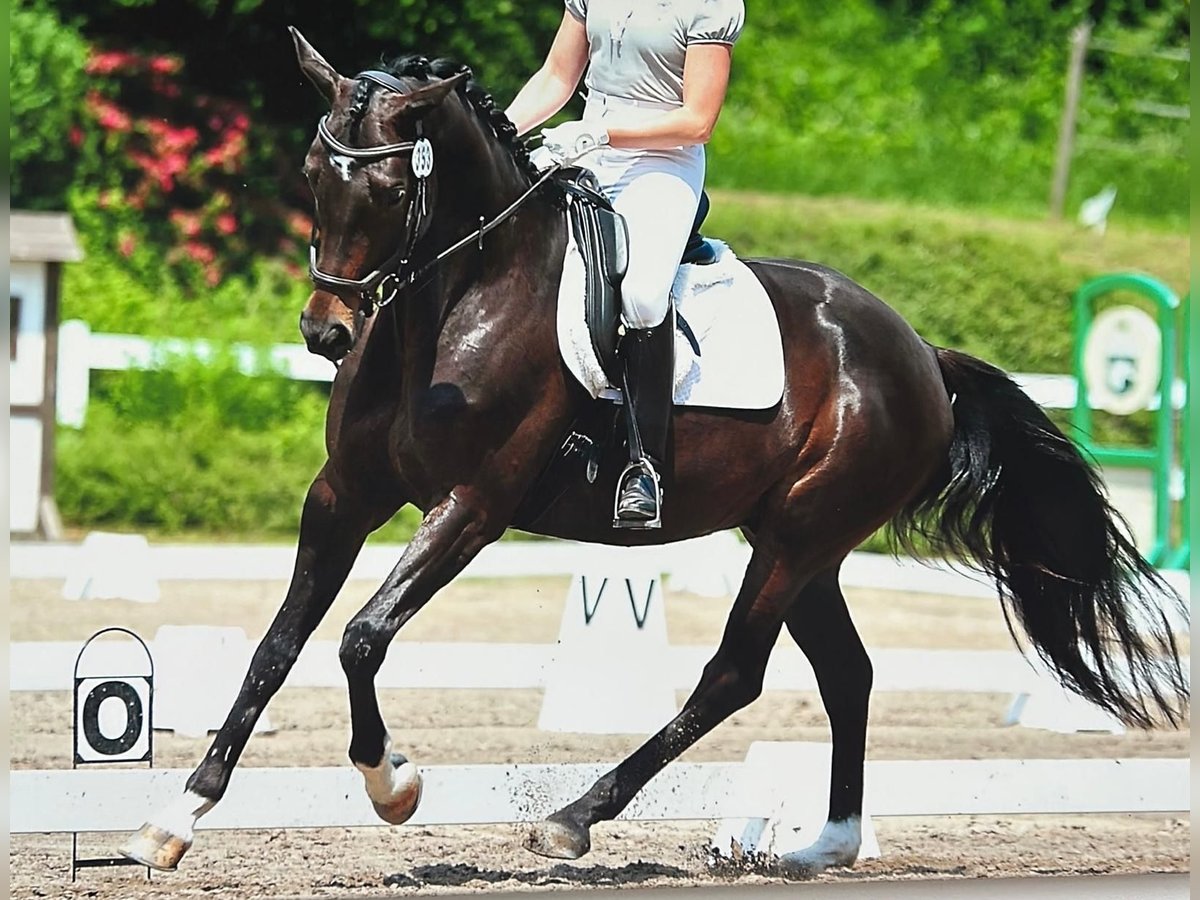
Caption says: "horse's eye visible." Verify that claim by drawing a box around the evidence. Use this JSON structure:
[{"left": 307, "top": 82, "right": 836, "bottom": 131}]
[{"left": 387, "top": 187, "right": 406, "bottom": 207}]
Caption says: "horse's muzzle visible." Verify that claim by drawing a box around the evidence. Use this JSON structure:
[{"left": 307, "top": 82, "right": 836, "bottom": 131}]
[{"left": 300, "top": 312, "right": 354, "bottom": 362}]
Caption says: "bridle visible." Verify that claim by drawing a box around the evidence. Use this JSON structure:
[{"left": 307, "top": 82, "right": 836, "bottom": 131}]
[{"left": 308, "top": 69, "right": 559, "bottom": 317}]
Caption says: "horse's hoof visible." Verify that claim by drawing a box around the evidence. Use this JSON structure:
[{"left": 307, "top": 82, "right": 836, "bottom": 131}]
[
  {"left": 368, "top": 754, "right": 423, "bottom": 825},
  {"left": 118, "top": 822, "right": 191, "bottom": 871},
  {"left": 524, "top": 816, "right": 591, "bottom": 859},
  {"left": 776, "top": 817, "right": 861, "bottom": 876}
]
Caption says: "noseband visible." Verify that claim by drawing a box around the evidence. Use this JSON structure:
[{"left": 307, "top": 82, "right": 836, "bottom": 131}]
[{"left": 308, "top": 69, "right": 559, "bottom": 317}]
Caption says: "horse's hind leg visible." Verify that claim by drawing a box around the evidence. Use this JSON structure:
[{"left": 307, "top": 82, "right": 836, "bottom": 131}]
[
  {"left": 525, "top": 539, "right": 802, "bottom": 859},
  {"left": 777, "top": 565, "right": 872, "bottom": 874},
  {"left": 120, "top": 469, "right": 394, "bottom": 870}
]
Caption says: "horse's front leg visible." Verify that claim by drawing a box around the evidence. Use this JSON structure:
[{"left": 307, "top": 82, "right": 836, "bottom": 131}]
[
  {"left": 339, "top": 486, "right": 505, "bottom": 823},
  {"left": 120, "top": 470, "right": 397, "bottom": 870}
]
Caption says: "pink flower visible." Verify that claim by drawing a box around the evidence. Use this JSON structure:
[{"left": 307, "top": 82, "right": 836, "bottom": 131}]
[
  {"left": 118, "top": 233, "right": 137, "bottom": 257},
  {"left": 148, "top": 56, "right": 181, "bottom": 75},
  {"left": 146, "top": 122, "right": 199, "bottom": 154},
  {"left": 87, "top": 92, "right": 131, "bottom": 132},
  {"left": 182, "top": 240, "right": 216, "bottom": 265},
  {"left": 86, "top": 51, "right": 138, "bottom": 76},
  {"left": 286, "top": 211, "right": 313, "bottom": 240},
  {"left": 215, "top": 213, "right": 237, "bottom": 236},
  {"left": 150, "top": 78, "right": 182, "bottom": 99},
  {"left": 69, "top": 126, "right": 84, "bottom": 147},
  {"left": 169, "top": 209, "right": 203, "bottom": 238}
]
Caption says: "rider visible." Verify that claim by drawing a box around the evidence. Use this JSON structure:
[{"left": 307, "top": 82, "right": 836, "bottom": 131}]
[{"left": 505, "top": 0, "right": 744, "bottom": 528}]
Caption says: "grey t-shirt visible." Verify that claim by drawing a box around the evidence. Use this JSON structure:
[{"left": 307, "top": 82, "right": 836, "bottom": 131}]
[{"left": 564, "top": 0, "right": 745, "bottom": 107}]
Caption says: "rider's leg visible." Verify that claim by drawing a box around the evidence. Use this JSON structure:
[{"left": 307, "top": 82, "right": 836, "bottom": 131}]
[
  {"left": 607, "top": 164, "right": 701, "bottom": 525},
  {"left": 615, "top": 315, "right": 674, "bottom": 522}
]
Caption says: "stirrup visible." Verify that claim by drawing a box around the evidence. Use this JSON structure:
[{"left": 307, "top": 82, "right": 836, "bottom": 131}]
[{"left": 613, "top": 458, "right": 662, "bottom": 530}]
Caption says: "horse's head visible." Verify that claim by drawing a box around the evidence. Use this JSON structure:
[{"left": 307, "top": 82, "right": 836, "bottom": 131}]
[{"left": 290, "top": 28, "right": 480, "bottom": 361}]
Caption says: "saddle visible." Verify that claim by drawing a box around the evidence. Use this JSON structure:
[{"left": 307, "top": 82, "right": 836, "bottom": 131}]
[
  {"left": 559, "top": 168, "right": 628, "bottom": 384},
  {"left": 556, "top": 167, "right": 716, "bottom": 385}
]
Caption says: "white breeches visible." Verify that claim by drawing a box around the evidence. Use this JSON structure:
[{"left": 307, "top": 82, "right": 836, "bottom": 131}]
[{"left": 580, "top": 93, "right": 705, "bottom": 329}]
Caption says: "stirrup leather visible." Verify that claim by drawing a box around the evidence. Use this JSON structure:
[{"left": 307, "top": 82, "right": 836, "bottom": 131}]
[{"left": 613, "top": 457, "right": 662, "bottom": 530}]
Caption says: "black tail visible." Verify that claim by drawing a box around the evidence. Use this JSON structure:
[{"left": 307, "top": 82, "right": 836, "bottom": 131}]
[{"left": 892, "top": 347, "right": 1188, "bottom": 728}]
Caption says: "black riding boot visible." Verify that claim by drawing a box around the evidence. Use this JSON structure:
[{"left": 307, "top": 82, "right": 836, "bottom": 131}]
[{"left": 615, "top": 317, "right": 674, "bottom": 528}]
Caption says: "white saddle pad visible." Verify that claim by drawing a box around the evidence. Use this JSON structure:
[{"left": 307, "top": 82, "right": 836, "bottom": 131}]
[{"left": 556, "top": 236, "right": 785, "bottom": 409}]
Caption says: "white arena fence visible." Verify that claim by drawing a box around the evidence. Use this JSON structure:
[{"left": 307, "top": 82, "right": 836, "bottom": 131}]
[
  {"left": 56, "top": 319, "right": 1186, "bottom": 429},
  {"left": 11, "top": 756, "right": 1188, "bottom": 834},
  {"left": 13, "top": 638, "right": 1183, "bottom": 697},
  {"left": 10, "top": 534, "right": 1189, "bottom": 737},
  {"left": 10, "top": 536, "right": 1191, "bottom": 604}
]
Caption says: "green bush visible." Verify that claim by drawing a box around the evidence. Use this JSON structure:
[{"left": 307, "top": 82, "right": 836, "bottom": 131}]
[
  {"left": 9, "top": 0, "right": 90, "bottom": 209},
  {"left": 62, "top": 222, "right": 309, "bottom": 344}
]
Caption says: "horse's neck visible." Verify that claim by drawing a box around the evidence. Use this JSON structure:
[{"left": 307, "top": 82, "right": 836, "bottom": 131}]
[{"left": 391, "top": 176, "right": 564, "bottom": 382}]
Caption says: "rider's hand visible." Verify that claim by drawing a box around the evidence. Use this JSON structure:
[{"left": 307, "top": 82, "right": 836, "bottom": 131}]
[
  {"left": 528, "top": 145, "right": 565, "bottom": 173},
  {"left": 540, "top": 121, "right": 610, "bottom": 162}
]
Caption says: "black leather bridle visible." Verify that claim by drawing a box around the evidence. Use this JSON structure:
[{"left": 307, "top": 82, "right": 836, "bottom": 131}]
[{"left": 308, "top": 69, "right": 558, "bottom": 317}]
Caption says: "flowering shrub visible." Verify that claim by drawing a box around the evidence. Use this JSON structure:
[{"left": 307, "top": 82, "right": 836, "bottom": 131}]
[{"left": 72, "top": 46, "right": 301, "bottom": 289}]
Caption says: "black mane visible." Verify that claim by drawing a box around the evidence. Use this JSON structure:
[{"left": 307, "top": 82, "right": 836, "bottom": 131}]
[{"left": 379, "top": 53, "right": 537, "bottom": 179}]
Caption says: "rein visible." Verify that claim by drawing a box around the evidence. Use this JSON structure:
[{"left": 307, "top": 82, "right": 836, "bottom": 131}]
[{"left": 308, "top": 69, "right": 558, "bottom": 317}]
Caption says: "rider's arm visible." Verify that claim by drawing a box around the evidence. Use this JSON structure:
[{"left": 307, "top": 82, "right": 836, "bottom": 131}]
[
  {"left": 504, "top": 11, "right": 590, "bottom": 137},
  {"left": 605, "top": 43, "right": 733, "bottom": 150}
]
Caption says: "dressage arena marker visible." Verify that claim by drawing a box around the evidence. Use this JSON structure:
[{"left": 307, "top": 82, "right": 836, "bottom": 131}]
[
  {"left": 538, "top": 550, "right": 677, "bottom": 733},
  {"left": 61, "top": 531, "right": 160, "bottom": 603},
  {"left": 711, "top": 742, "right": 882, "bottom": 861},
  {"left": 151, "top": 626, "right": 275, "bottom": 737},
  {"left": 12, "top": 757, "right": 1186, "bottom": 835},
  {"left": 1002, "top": 651, "right": 1125, "bottom": 734},
  {"left": 70, "top": 627, "right": 154, "bottom": 880}
]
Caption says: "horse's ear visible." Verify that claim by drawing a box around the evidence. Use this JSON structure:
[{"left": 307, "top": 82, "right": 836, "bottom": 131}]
[
  {"left": 392, "top": 70, "right": 471, "bottom": 116},
  {"left": 289, "top": 26, "right": 347, "bottom": 104}
]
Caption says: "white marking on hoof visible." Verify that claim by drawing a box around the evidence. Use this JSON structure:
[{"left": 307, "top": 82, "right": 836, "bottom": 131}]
[
  {"left": 777, "top": 816, "right": 862, "bottom": 876},
  {"left": 118, "top": 790, "right": 213, "bottom": 871},
  {"left": 357, "top": 737, "right": 423, "bottom": 825}
]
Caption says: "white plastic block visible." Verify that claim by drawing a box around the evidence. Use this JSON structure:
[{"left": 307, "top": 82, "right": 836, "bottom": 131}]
[
  {"left": 62, "top": 532, "right": 160, "bottom": 603},
  {"left": 538, "top": 551, "right": 677, "bottom": 734},
  {"left": 712, "top": 741, "right": 880, "bottom": 860},
  {"left": 151, "top": 625, "right": 274, "bottom": 737}
]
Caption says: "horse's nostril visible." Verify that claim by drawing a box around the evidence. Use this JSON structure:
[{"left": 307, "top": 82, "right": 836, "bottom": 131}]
[{"left": 322, "top": 324, "right": 351, "bottom": 349}]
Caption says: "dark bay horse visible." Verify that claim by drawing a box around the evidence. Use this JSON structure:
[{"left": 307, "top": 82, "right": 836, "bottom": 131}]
[{"left": 120, "top": 30, "right": 1187, "bottom": 876}]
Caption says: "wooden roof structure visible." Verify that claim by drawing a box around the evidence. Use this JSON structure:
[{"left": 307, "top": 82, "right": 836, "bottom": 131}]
[{"left": 10, "top": 211, "right": 84, "bottom": 262}]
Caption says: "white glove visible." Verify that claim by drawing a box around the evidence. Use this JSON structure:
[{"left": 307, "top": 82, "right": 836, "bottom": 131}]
[
  {"left": 540, "top": 120, "right": 610, "bottom": 162},
  {"left": 528, "top": 144, "right": 564, "bottom": 173}
]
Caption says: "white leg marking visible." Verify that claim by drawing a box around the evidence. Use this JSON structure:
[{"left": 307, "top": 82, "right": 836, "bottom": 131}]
[
  {"left": 145, "top": 790, "right": 215, "bottom": 844},
  {"left": 779, "top": 816, "right": 862, "bottom": 874},
  {"left": 356, "top": 735, "right": 419, "bottom": 806}
]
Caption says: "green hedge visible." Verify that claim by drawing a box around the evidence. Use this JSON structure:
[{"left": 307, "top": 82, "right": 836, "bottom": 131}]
[
  {"left": 709, "top": 1, "right": 1189, "bottom": 227},
  {"left": 56, "top": 192, "right": 1187, "bottom": 541}
]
